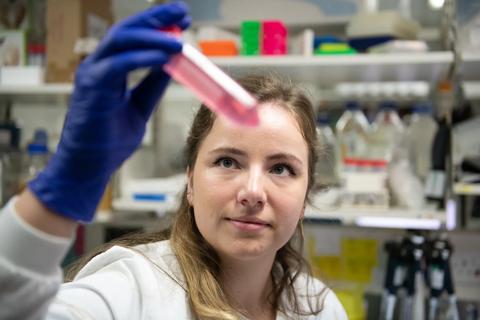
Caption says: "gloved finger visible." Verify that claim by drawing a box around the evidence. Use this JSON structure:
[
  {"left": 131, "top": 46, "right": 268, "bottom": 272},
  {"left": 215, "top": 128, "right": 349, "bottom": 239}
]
[
  {"left": 175, "top": 15, "right": 191, "bottom": 31},
  {"left": 90, "top": 29, "right": 183, "bottom": 62},
  {"left": 87, "top": 50, "right": 171, "bottom": 85},
  {"left": 130, "top": 66, "right": 171, "bottom": 120},
  {"left": 119, "top": 1, "right": 190, "bottom": 30}
]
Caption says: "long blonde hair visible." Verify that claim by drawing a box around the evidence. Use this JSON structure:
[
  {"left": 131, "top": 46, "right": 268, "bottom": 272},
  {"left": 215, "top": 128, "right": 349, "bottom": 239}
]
[{"left": 67, "top": 74, "right": 325, "bottom": 319}]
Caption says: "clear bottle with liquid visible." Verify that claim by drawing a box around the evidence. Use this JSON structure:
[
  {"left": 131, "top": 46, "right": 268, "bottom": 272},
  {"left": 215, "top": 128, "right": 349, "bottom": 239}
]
[
  {"left": 315, "top": 112, "right": 339, "bottom": 189},
  {"left": 369, "top": 101, "right": 405, "bottom": 162},
  {"left": 405, "top": 102, "right": 438, "bottom": 183},
  {"left": 336, "top": 101, "right": 370, "bottom": 164},
  {"left": 20, "top": 129, "right": 49, "bottom": 190}
]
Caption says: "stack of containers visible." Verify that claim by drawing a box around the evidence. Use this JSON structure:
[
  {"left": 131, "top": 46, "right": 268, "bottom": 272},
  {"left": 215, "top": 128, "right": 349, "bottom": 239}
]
[
  {"left": 335, "top": 102, "right": 390, "bottom": 208},
  {"left": 196, "top": 26, "right": 239, "bottom": 57},
  {"left": 241, "top": 21, "right": 261, "bottom": 55},
  {"left": 262, "top": 20, "right": 287, "bottom": 55}
]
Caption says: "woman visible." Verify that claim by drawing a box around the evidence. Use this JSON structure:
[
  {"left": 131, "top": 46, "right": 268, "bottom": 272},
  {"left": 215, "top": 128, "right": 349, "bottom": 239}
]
[{"left": 0, "top": 2, "right": 346, "bottom": 319}]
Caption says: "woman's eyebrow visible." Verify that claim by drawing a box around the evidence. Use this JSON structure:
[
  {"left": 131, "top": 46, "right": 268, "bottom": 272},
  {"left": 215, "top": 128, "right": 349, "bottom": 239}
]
[
  {"left": 209, "top": 147, "right": 247, "bottom": 157},
  {"left": 267, "top": 153, "right": 304, "bottom": 166}
]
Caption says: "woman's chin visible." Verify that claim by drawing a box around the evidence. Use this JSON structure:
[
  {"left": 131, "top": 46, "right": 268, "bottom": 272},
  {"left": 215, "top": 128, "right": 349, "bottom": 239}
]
[{"left": 218, "top": 239, "right": 275, "bottom": 262}]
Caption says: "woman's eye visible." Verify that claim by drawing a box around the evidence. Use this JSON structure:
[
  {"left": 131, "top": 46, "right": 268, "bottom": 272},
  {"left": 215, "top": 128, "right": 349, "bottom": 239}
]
[
  {"left": 271, "top": 164, "right": 295, "bottom": 176},
  {"left": 215, "top": 157, "right": 237, "bottom": 169}
]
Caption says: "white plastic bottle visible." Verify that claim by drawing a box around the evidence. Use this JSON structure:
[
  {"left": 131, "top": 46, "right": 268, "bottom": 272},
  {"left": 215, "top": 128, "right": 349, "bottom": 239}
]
[
  {"left": 405, "top": 103, "right": 438, "bottom": 183},
  {"left": 315, "top": 113, "right": 339, "bottom": 188},
  {"left": 369, "top": 101, "right": 405, "bottom": 162},
  {"left": 335, "top": 101, "right": 370, "bottom": 164}
]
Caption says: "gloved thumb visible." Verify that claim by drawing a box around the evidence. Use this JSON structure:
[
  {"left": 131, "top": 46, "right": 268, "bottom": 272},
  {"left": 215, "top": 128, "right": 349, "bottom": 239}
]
[{"left": 130, "top": 66, "right": 172, "bottom": 120}]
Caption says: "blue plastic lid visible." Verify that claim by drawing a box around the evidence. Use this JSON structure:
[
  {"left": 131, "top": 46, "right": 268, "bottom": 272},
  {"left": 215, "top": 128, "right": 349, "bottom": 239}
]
[
  {"left": 379, "top": 101, "right": 396, "bottom": 110},
  {"left": 27, "top": 128, "right": 49, "bottom": 154},
  {"left": 27, "top": 143, "right": 48, "bottom": 154},
  {"left": 345, "top": 101, "right": 360, "bottom": 111},
  {"left": 316, "top": 112, "right": 330, "bottom": 125},
  {"left": 313, "top": 35, "right": 343, "bottom": 49},
  {"left": 412, "top": 102, "right": 433, "bottom": 114}
]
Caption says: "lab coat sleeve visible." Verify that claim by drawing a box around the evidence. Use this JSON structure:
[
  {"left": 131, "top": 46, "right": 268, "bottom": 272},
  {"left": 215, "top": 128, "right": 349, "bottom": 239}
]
[
  {"left": 321, "top": 290, "right": 349, "bottom": 320},
  {"left": 0, "top": 197, "right": 72, "bottom": 319},
  {"left": 0, "top": 197, "right": 155, "bottom": 320}
]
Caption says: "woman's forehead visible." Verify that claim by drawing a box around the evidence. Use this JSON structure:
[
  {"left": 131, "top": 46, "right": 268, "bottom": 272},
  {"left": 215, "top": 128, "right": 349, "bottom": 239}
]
[{"left": 202, "top": 103, "right": 308, "bottom": 158}]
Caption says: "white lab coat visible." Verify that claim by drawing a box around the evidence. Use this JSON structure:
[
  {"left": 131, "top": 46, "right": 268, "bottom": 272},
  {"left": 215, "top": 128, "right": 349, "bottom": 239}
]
[{"left": 0, "top": 198, "right": 348, "bottom": 319}]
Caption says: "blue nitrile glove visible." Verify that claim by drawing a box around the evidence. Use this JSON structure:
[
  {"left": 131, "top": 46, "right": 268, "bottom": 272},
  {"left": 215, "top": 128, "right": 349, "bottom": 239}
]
[{"left": 28, "top": 2, "right": 191, "bottom": 222}]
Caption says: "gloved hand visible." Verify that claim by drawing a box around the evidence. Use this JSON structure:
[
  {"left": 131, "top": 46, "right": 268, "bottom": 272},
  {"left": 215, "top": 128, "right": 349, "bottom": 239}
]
[{"left": 29, "top": 2, "right": 191, "bottom": 222}]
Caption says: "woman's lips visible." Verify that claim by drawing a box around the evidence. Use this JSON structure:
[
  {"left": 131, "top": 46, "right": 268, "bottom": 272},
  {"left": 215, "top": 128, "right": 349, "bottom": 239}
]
[{"left": 226, "top": 217, "right": 271, "bottom": 231}]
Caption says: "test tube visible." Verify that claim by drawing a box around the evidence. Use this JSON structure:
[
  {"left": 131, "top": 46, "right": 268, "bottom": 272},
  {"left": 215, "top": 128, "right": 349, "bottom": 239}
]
[{"left": 162, "top": 29, "right": 259, "bottom": 126}]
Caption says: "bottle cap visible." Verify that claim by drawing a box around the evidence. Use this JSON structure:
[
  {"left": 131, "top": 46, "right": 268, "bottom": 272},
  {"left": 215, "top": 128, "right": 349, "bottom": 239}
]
[
  {"left": 345, "top": 101, "right": 359, "bottom": 110},
  {"left": 28, "top": 129, "right": 49, "bottom": 154},
  {"left": 412, "top": 102, "right": 432, "bottom": 114},
  {"left": 28, "top": 44, "right": 46, "bottom": 54},
  {"left": 437, "top": 81, "right": 453, "bottom": 92},
  {"left": 379, "top": 101, "right": 396, "bottom": 110},
  {"left": 316, "top": 112, "right": 330, "bottom": 125}
]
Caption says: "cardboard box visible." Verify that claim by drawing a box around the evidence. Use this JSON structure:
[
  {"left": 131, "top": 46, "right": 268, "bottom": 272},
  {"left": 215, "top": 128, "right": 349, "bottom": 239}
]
[{"left": 46, "top": 0, "right": 112, "bottom": 83}]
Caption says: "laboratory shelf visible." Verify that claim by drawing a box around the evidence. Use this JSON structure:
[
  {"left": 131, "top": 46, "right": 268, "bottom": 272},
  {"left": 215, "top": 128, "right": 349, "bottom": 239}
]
[
  {"left": 113, "top": 197, "right": 454, "bottom": 230},
  {"left": 0, "top": 83, "right": 73, "bottom": 105},
  {"left": 113, "top": 200, "right": 449, "bottom": 230},
  {"left": 0, "top": 52, "right": 457, "bottom": 99},
  {"left": 212, "top": 51, "right": 453, "bottom": 85},
  {"left": 304, "top": 207, "right": 448, "bottom": 230},
  {"left": 112, "top": 198, "right": 177, "bottom": 217},
  {"left": 460, "top": 51, "right": 480, "bottom": 81},
  {"left": 453, "top": 182, "right": 480, "bottom": 196},
  {"left": 0, "top": 83, "right": 73, "bottom": 95}
]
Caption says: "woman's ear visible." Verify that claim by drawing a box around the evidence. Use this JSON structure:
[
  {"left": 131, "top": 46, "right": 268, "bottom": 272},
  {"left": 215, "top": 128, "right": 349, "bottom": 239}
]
[{"left": 186, "top": 167, "right": 193, "bottom": 205}]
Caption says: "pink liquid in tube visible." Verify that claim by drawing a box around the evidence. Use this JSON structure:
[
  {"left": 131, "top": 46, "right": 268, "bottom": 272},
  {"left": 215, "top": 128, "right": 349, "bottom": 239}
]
[{"left": 163, "top": 43, "right": 259, "bottom": 126}]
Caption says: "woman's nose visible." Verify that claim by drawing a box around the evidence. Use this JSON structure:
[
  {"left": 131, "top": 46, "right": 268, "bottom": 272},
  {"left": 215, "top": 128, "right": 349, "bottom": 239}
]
[{"left": 237, "top": 167, "right": 267, "bottom": 210}]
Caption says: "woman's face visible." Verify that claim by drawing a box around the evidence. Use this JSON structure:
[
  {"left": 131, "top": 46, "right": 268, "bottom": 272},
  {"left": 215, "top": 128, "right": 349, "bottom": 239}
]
[{"left": 187, "top": 103, "right": 309, "bottom": 263}]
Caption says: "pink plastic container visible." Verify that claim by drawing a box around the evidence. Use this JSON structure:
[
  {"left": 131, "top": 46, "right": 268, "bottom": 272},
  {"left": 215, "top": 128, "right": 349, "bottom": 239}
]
[
  {"left": 262, "top": 20, "right": 288, "bottom": 36},
  {"left": 262, "top": 42, "right": 287, "bottom": 55},
  {"left": 262, "top": 48, "right": 287, "bottom": 55},
  {"left": 163, "top": 43, "right": 259, "bottom": 126},
  {"left": 261, "top": 20, "right": 287, "bottom": 55}
]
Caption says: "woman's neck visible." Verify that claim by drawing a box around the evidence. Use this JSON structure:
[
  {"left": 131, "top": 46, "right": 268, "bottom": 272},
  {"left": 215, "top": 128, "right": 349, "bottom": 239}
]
[{"left": 220, "top": 254, "right": 276, "bottom": 320}]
